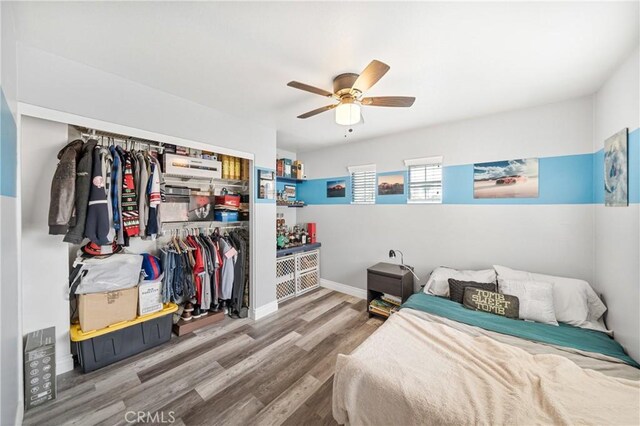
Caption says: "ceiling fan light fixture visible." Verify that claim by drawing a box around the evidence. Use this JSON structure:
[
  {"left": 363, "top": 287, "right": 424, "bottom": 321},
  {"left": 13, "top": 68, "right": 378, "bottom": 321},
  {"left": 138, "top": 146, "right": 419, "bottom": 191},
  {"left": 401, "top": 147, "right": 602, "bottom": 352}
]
[{"left": 335, "top": 102, "right": 361, "bottom": 126}]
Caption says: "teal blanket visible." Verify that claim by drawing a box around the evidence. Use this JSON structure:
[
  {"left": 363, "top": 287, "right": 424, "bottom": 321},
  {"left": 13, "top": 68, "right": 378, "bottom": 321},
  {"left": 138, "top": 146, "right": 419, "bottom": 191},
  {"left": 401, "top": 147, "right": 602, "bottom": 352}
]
[{"left": 402, "top": 293, "right": 639, "bottom": 368}]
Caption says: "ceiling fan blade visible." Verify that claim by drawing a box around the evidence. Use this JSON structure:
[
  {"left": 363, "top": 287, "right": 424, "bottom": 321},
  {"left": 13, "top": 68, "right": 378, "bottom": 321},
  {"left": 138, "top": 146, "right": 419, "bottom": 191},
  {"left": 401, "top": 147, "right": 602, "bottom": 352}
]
[
  {"left": 361, "top": 96, "right": 416, "bottom": 107},
  {"left": 351, "top": 60, "right": 390, "bottom": 93},
  {"left": 297, "top": 104, "right": 338, "bottom": 119},
  {"left": 287, "top": 81, "right": 334, "bottom": 98}
]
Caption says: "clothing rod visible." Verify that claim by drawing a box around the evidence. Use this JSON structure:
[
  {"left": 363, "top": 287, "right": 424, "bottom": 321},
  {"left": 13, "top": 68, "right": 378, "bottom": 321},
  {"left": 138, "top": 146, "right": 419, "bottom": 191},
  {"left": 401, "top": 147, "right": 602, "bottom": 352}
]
[
  {"left": 80, "top": 132, "right": 164, "bottom": 150},
  {"left": 162, "top": 221, "right": 247, "bottom": 229}
]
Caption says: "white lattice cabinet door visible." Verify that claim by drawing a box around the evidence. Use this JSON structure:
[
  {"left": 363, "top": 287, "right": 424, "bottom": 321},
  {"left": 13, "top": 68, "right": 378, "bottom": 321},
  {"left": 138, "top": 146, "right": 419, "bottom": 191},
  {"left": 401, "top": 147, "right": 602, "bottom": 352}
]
[
  {"left": 296, "top": 250, "right": 319, "bottom": 274},
  {"left": 296, "top": 249, "right": 320, "bottom": 295},
  {"left": 276, "top": 255, "right": 296, "bottom": 302},
  {"left": 276, "top": 248, "right": 321, "bottom": 302}
]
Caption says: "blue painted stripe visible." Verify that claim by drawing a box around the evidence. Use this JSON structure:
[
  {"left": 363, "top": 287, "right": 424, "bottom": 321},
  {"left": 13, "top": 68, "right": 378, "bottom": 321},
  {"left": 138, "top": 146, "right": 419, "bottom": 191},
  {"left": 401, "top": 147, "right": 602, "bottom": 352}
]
[
  {"left": 298, "top": 176, "right": 351, "bottom": 205},
  {"left": 444, "top": 154, "right": 593, "bottom": 204},
  {"left": 0, "top": 88, "right": 17, "bottom": 198},
  {"left": 299, "top": 128, "right": 638, "bottom": 206},
  {"left": 593, "top": 149, "right": 605, "bottom": 204}
]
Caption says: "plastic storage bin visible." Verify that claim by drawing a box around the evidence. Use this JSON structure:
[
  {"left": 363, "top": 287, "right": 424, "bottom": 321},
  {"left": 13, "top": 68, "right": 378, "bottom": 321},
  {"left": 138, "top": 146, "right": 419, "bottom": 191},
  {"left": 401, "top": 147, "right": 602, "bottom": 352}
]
[
  {"left": 214, "top": 211, "right": 239, "bottom": 222},
  {"left": 70, "top": 303, "right": 178, "bottom": 373}
]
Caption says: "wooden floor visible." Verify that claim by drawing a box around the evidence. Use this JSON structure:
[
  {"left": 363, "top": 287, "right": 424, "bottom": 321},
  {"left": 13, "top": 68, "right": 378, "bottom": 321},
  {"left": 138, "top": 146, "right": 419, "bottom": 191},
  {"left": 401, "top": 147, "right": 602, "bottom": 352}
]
[{"left": 24, "top": 289, "right": 383, "bottom": 426}]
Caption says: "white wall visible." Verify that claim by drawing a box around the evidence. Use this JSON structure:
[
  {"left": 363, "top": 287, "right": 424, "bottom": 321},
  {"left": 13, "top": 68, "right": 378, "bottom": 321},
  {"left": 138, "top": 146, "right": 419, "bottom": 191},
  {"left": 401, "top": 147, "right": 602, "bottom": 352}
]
[
  {"left": 593, "top": 46, "right": 639, "bottom": 361},
  {"left": 298, "top": 96, "right": 595, "bottom": 290},
  {"left": 20, "top": 117, "right": 75, "bottom": 374},
  {"left": 1, "top": 2, "right": 21, "bottom": 424},
  {"left": 276, "top": 148, "right": 298, "bottom": 226},
  {"left": 16, "top": 45, "right": 278, "bottom": 317},
  {"left": 300, "top": 96, "right": 595, "bottom": 175}
]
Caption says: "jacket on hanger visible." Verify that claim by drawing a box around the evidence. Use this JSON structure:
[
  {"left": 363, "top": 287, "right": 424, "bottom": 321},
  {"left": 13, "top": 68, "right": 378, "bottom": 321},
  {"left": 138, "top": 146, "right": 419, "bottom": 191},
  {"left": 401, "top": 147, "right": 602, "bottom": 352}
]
[
  {"left": 229, "top": 231, "right": 246, "bottom": 316},
  {"left": 64, "top": 139, "right": 98, "bottom": 244},
  {"left": 219, "top": 237, "right": 236, "bottom": 300},
  {"left": 146, "top": 157, "right": 163, "bottom": 238},
  {"left": 121, "top": 151, "right": 140, "bottom": 237},
  {"left": 84, "top": 147, "right": 111, "bottom": 245},
  {"left": 135, "top": 151, "right": 149, "bottom": 236},
  {"left": 48, "top": 139, "right": 83, "bottom": 235}
]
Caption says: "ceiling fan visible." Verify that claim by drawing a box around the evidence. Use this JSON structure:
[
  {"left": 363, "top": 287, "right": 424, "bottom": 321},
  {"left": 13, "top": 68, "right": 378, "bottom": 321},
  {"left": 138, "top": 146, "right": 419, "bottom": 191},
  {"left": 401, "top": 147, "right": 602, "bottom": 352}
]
[{"left": 287, "top": 60, "right": 415, "bottom": 126}]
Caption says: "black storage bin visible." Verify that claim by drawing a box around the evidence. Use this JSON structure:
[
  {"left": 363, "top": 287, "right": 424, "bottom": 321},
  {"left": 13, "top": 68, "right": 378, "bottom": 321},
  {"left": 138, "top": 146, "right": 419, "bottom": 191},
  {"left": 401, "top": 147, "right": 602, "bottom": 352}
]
[{"left": 71, "top": 304, "right": 176, "bottom": 373}]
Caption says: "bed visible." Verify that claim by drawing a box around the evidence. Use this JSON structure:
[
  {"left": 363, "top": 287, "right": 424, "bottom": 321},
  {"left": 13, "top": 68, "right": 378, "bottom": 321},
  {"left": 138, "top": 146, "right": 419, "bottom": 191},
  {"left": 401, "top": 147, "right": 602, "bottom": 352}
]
[{"left": 332, "top": 293, "right": 640, "bottom": 426}]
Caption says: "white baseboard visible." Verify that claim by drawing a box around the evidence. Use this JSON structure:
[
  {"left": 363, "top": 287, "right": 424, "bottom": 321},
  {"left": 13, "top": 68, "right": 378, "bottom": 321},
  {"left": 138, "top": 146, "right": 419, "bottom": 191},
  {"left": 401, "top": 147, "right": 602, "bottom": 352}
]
[
  {"left": 57, "top": 353, "right": 75, "bottom": 375},
  {"left": 251, "top": 300, "right": 279, "bottom": 321},
  {"left": 320, "top": 279, "right": 367, "bottom": 299},
  {"left": 15, "top": 401, "right": 24, "bottom": 426}
]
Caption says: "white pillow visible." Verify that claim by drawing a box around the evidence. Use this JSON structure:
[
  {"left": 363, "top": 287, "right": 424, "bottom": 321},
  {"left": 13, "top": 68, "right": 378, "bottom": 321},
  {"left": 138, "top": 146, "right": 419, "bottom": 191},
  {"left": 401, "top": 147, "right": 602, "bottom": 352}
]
[
  {"left": 499, "top": 279, "right": 558, "bottom": 325},
  {"left": 424, "top": 267, "right": 496, "bottom": 297},
  {"left": 580, "top": 318, "right": 613, "bottom": 335},
  {"left": 494, "top": 265, "right": 606, "bottom": 328}
]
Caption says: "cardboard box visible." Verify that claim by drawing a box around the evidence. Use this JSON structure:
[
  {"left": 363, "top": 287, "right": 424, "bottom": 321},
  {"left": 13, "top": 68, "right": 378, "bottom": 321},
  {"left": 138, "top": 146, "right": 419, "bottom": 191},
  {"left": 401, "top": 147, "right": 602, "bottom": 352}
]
[
  {"left": 138, "top": 279, "right": 163, "bottom": 316},
  {"left": 79, "top": 287, "right": 138, "bottom": 332},
  {"left": 24, "top": 327, "right": 56, "bottom": 411}
]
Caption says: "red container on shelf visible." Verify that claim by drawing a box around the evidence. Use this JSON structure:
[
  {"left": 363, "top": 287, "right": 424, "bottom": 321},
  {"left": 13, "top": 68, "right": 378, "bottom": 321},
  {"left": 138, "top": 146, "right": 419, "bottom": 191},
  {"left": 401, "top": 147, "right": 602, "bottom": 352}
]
[
  {"left": 307, "top": 223, "right": 316, "bottom": 243},
  {"left": 214, "top": 195, "right": 241, "bottom": 208}
]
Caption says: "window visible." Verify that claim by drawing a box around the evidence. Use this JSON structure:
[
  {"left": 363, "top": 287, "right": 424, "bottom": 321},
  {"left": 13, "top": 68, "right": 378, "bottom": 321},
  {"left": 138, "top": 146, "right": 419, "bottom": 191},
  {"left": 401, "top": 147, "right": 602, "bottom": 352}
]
[
  {"left": 348, "top": 164, "right": 376, "bottom": 204},
  {"left": 405, "top": 156, "right": 443, "bottom": 203}
]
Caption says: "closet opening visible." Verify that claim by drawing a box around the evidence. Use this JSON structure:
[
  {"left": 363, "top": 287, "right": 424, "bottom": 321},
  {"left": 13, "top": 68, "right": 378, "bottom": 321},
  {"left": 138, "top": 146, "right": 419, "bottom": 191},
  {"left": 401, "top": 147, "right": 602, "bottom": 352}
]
[{"left": 21, "top": 111, "right": 255, "bottom": 377}]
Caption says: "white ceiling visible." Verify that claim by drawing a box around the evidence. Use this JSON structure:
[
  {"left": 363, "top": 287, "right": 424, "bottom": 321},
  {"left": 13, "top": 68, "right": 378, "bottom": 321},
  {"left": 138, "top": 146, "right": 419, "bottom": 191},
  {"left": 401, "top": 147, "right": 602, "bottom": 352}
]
[{"left": 11, "top": 2, "right": 639, "bottom": 152}]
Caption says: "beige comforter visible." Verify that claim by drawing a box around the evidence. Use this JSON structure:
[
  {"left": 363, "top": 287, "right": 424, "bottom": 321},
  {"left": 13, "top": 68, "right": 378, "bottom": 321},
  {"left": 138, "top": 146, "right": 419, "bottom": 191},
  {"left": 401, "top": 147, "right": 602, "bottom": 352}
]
[{"left": 333, "top": 309, "right": 640, "bottom": 426}]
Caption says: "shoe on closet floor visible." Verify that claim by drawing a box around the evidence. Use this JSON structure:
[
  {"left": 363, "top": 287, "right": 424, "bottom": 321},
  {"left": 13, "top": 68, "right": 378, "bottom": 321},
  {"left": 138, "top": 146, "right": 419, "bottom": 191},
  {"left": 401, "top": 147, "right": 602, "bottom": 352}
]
[
  {"left": 184, "top": 302, "right": 194, "bottom": 312},
  {"left": 192, "top": 307, "right": 203, "bottom": 319},
  {"left": 181, "top": 311, "right": 192, "bottom": 321}
]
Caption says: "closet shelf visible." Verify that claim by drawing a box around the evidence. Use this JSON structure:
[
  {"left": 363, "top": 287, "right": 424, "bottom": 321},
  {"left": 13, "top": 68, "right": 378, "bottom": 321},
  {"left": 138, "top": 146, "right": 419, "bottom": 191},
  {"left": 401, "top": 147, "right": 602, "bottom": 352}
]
[
  {"left": 165, "top": 175, "right": 248, "bottom": 187},
  {"left": 163, "top": 220, "right": 246, "bottom": 230},
  {"left": 276, "top": 176, "right": 306, "bottom": 184}
]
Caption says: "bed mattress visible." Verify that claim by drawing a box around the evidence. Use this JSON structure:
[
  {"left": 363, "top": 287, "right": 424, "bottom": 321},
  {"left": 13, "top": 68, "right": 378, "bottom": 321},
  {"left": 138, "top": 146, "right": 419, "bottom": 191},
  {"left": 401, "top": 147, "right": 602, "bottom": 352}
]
[{"left": 332, "top": 294, "right": 640, "bottom": 426}]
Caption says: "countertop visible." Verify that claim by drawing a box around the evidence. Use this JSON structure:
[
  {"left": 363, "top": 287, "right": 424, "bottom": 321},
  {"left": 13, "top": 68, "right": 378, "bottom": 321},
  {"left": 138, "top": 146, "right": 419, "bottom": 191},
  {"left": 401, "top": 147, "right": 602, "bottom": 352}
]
[{"left": 276, "top": 242, "right": 322, "bottom": 257}]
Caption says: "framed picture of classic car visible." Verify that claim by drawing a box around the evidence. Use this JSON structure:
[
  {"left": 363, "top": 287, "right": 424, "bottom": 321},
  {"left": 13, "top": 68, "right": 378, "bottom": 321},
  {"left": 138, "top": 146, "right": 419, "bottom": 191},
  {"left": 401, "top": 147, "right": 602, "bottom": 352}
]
[{"left": 473, "top": 158, "right": 539, "bottom": 198}]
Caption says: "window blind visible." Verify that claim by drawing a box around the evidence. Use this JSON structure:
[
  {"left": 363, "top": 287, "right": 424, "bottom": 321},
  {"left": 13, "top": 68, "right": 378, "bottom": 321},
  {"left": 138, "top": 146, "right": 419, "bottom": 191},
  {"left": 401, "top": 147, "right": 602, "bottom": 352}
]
[
  {"left": 406, "top": 157, "right": 443, "bottom": 203},
  {"left": 349, "top": 165, "right": 376, "bottom": 204}
]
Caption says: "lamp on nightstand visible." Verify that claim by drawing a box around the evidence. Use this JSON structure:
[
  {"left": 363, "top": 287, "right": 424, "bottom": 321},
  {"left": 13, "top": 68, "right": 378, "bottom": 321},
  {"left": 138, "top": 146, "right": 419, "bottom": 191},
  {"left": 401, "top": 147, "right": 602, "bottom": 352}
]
[{"left": 388, "top": 249, "right": 420, "bottom": 281}]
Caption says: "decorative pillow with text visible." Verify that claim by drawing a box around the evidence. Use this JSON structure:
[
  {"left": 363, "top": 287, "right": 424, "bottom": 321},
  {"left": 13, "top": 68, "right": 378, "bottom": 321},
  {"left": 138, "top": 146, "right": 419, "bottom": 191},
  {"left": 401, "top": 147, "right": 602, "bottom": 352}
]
[{"left": 463, "top": 287, "right": 519, "bottom": 319}]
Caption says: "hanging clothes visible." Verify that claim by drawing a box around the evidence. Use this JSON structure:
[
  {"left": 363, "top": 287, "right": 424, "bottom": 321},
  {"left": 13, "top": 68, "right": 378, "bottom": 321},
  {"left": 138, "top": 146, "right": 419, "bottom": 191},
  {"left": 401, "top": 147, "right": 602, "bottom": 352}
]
[
  {"left": 50, "top": 137, "right": 174, "bottom": 249},
  {"left": 135, "top": 151, "right": 150, "bottom": 237},
  {"left": 146, "top": 156, "right": 163, "bottom": 239},
  {"left": 63, "top": 139, "right": 97, "bottom": 244},
  {"left": 48, "top": 140, "right": 83, "bottom": 235},
  {"left": 229, "top": 230, "right": 246, "bottom": 317},
  {"left": 218, "top": 237, "right": 236, "bottom": 300},
  {"left": 121, "top": 151, "right": 140, "bottom": 237},
  {"left": 110, "top": 145, "right": 125, "bottom": 245},
  {"left": 84, "top": 146, "right": 111, "bottom": 245}
]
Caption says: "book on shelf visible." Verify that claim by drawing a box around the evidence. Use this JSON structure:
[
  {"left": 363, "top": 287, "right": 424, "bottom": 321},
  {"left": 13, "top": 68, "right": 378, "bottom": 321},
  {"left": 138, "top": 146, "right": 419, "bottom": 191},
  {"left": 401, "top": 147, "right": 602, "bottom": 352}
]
[
  {"left": 380, "top": 293, "right": 401, "bottom": 307},
  {"left": 369, "top": 306, "right": 390, "bottom": 317}
]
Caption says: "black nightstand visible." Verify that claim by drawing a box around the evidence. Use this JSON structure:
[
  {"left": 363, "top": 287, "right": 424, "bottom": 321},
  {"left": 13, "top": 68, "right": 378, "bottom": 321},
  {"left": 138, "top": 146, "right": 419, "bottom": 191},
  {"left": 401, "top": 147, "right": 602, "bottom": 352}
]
[{"left": 367, "top": 262, "right": 414, "bottom": 319}]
